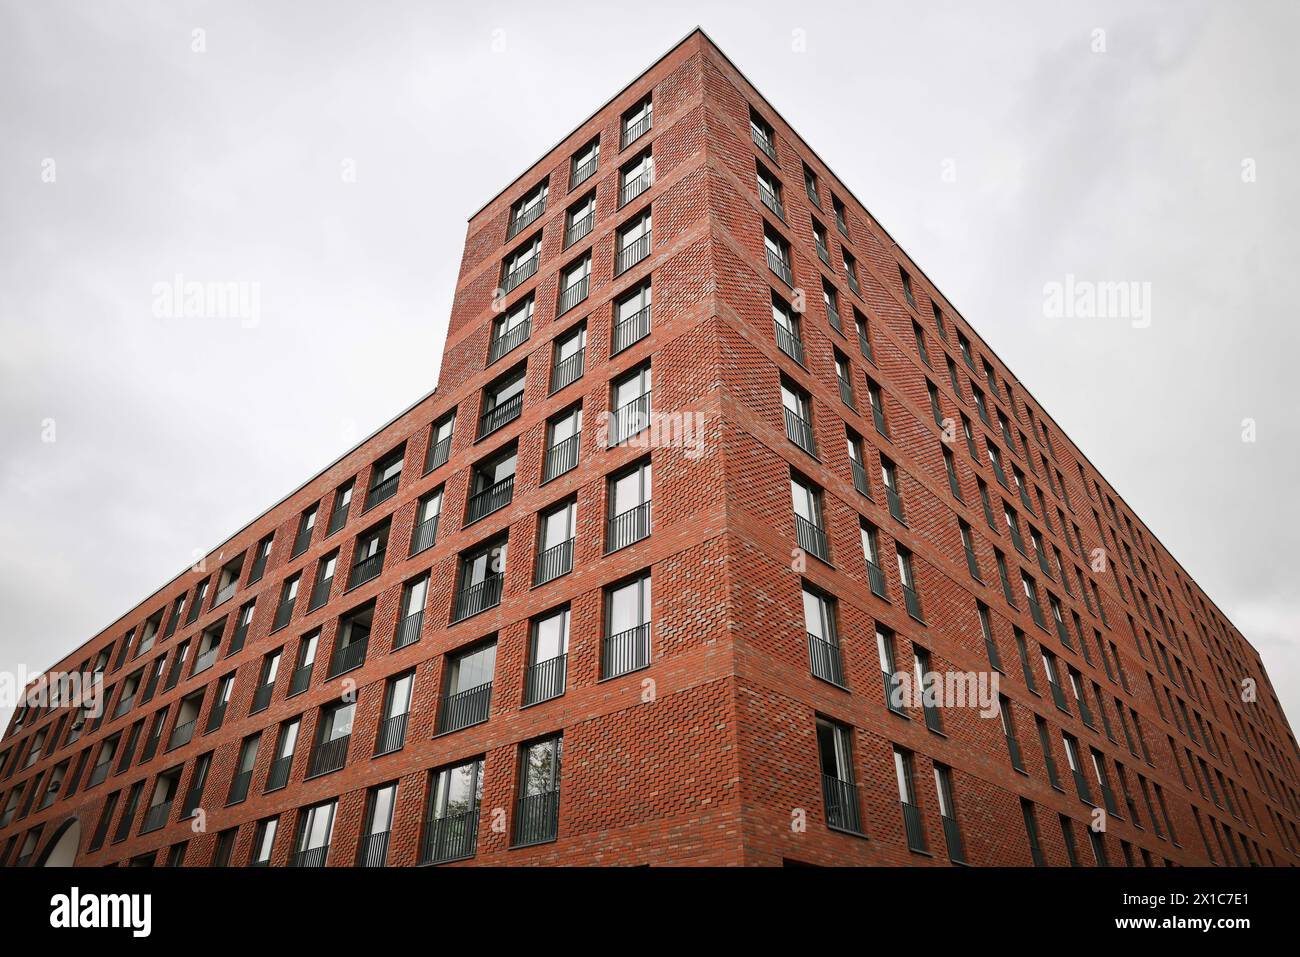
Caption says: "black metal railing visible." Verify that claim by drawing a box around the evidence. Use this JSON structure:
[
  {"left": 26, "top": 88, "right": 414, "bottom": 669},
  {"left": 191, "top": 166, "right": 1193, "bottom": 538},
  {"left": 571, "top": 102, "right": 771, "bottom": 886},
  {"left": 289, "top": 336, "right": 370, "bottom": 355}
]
[
  {"left": 410, "top": 514, "right": 439, "bottom": 555},
  {"left": 1047, "top": 679, "right": 1069, "bottom": 713},
  {"left": 615, "top": 233, "right": 651, "bottom": 275},
  {"left": 308, "top": 735, "right": 350, "bottom": 777},
  {"left": 524, "top": 654, "right": 567, "bottom": 706},
  {"left": 500, "top": 253, "right": 539, "bottom": 294},
  {"left": 822, "top": 774, "right": 863, "bottom": 834},
  {"left": 374, "top": 712, "right": 408, "bottom": 756},
  {"left": 920, "top": 680, "right": 944, "bottom": 733},
  {"left": 611, "top": 304, "right": 651, "bottom": 354},
  {"left": 621, "top": 111, "right": 651, "bottom": 147},
  {"left": 826, "top": 300, "right": 842, "bottom": 331},
  {"left": 886, "top": 485, "right": 906, "bottom": 524},
  {"left": 564, "top": 211, "right": 594, "bottom": 248},
  {"left": 488, "top": 318, "right": 532, "bottom": 364},
  {"left": 866, "top": 560, "right": 888, "bottom": 599},
  {"left": 550, "top": 348, "right": 585, "bottom": 393},
  {"left": 327, "top": 500, "right": 350, "bottom": 535},
  {"left": 837, "top": 376, "right": 855, "bottom": 409},
  {"left": 439, "top": 681, "right": 493, "bottom": 734},
  {"left": 393, "top": 610, "right": 423, "bottom": 650},
  {"left": 180, "top": 785, "right": 203, "bottom": 819},
  {"left": 308, "top": 575, "right": 333, "bottom": 610},
  {"left": 542, "top": 434, "right": 580, "bottom": 483},
  {"left": 1026, "top": 592, "right": 1047, "bottom": 630},
  {"left": 606, "top": 502, "right": 651, "bottom": 553},
  {"left": 465, "top": 475, "right": 514, "bottom": 525},
  {"left": 556, "top": 276, "right": 589, "bottom": 315},
  {"left": 607, "top": 392, "right": 651, "bottom": 446},
  {"left": 288, "top": 662, "right": 312, "bottom": 696},
  {"left": 758, "top": 180, "right": 784, "bottom": 219},
  {"left": 570, "top": 155, "right": 598, "bottom": 190},
  {"left": 421, "top": 808, "right": 480, "bottom": 864},
  {"left": 1054, "top": 615, "right": 1070, "bottom": 647},
  {"left": 902, "top": 584, "right": 924, "bottom": 623},
  {"left": 205, "top": 700, "right": 227, "bottom": 732},
  {"left": 166, "top": 716, "right": 196, "bottom": 750},
  {"left": 425, "top": 434, "right": 452, "bottom": 472},
  {"left": 942, "top": 815, "right": 967, "bottom": 864},
  {"left": 1071, "top": 767, "right": 1093, "bottom": 804},
  {"left": 251, "top": 681, "right": 274, "bottom": 714},
  {"left": 849, "top": 459, "right": 871, "bottom": 499},
  {"left": 783, "top": 407, "right": 816, "bottom": 455},
  {"left": 292, "top": 525, "right": 313, "bottom": 558},
  {"left": 265, "top": 755, "right": 292, "bottom": 792},
  {"left": 534, "top": 538, "right": 574, "bottom": 585},
  {"left": 140, "top": 732, "right": 161, "bottom": 764},
  {"left": 348, "top": 549, "right": 385, "bottom": 589},
  {"left": 513, "top": 790, "right": 560, "bottom": 847},
  {"left": 227, "top": 770, "right": 253, "bottom": 805},
  {"left": 883, "top": 670, "right": 907, "bottom": 715},
  {"left": 327, "top": 637, "right": 368, "bottom": 679},
  {"left": 507, "top": 199, "right": 545, "bottom": 240},
  {"left": 356, "top": 830, "right": 391, "bottom": 868},
  {"left": 964, "top": 545, "right": 981, "bottom": 581},
  {"left": 807, "top": 633, "right": 845, "bottom": 687},
  {"left": 273, "top": 597, "right": 295, "bottom": 632},
  {"left": 229, "top": 620, "right": 249, "bottom": 655},
  {"left": 619, "top": 170, "right": 651, "bottom": 206},
  {"left": 478, "top": 392, "right": 523, "bottom": 439},
  {"left": 774, "top": 323, "right": 804, "bottom": 365},
  {"left": 367, "top": 473, "right": 401, "bottom": 510},
  {"left": 858, "top": 329, "right": 875, "bottom": 364},
  {"left": 846, "top": 271, "right": 861, "bottom": 297},
  {"left": 871, "top": 401, "right": 888, "bottom": 437},
  {"left": 602, "top": 623, "right": 650, "bottom": 678},
  {"left": 794, "top": 514, "right": 830, "bottom": 562},
  {"left": 752, "top": 127, "right": 778, "bottom": 162},
  {"left": 1006, "top": 733, "right": 1025, "bottom": 771},
  {"left": 815, "top": 239, "right": 831, "bottom": 266},
  {"left": 141, "top": 800, "right": 173, "bottom": 834},
  {"left": 290, "top": 845, "right": 329, "bottom": 868},
  {"left": 452, "top": 574, "right": 504, "bottom": 622},
  {"left": 901, "top": 800, "right": 927, "bottom": 853},
  {"left": 766, "top": 247, "right": 792, "bottom": 285}
]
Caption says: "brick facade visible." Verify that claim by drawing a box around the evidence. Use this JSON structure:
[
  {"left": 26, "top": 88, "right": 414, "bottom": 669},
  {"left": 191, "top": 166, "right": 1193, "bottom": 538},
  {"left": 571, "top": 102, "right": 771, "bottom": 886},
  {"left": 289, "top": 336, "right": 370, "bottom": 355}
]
[{"left": 1, "top": 30, "right": 1295, "bottom": 868}]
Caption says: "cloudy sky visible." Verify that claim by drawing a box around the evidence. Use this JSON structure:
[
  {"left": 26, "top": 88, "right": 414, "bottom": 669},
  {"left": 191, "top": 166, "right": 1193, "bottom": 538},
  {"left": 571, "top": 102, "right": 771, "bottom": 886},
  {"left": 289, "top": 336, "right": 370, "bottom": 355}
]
[{"left": 1, "top": 0, "right": 1297, "bottom": 733}]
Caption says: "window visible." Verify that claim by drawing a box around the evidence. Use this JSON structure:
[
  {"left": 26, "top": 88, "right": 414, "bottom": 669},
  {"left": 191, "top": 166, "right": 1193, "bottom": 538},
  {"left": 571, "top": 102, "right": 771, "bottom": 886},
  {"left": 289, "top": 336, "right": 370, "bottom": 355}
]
[
  {"left": 227, "top": 733, "right": 261, "bottom": 805},
  {"left": 866, "top": 377, "right": 888, "bottom": 438},
  {"left": 308, "top": 551, "right": 337, "bottom": 611},
  {"left": 803, "top": 585, "right": 845, "bottom": 686},
  {"left": 289, "top": 631, "right": 319, "bottom": 695},
  {"left": 250, "top": 816, "right": 278, "bottom": 867},
  {"left": 500, "top": 233, "right": 541, "bottom": 294},
  {"left": 206, "top": 672, "right": 234, "bottom": 731},
  {"left": 465, "top": 443, "right": 517, "bottom": 525},
  {"left": 615, "top": 210, "right": 652, "bottom": 275},
  {"left": 550, "top": 322, "right": 586, "bottom": 393},
  {"left": 960, "top": 520, "right": 981, "bottom": 581},
  {"left": 514, "top": 735, "right": 562, "bottom": 846},
  {"left": 308, "top": 700, "right": 353, "bottom": 778},
  {"left": 860, "top": 521, "right": 888, "bottom": 598},
  {"left": 570, "top": 136, "right": 599, "bottom": 189},
  {"left": 273, "top": 574, "right": 300, "bottom": 631},
  {"left": 114, "top": 781, "right": 144, "bottom": 843},
  {"left": 608, "top": 363, "right": 652, "bottom": 447},
  {"left": 394, "top": 574, "right": 428, "bottom": 650},
  {"left": 425, "top": 411, "right": 455, "bottom": 473},
  {"left": 606, "top": 460, "right": 651, "bottom": 554},
  {"left": 185, "top": 579, "right": 208, "bottom": 624},
  {"left": 357, "top": 782, "right": 398, "bottom": 868},
  {"left": 1059, "top": 814, "right": 1080, "bottom": 866},
  {"left": 439, "top": 641, "right": 497, "bottom": 733},
  {"left": 329, "top": 605, "right": 372, "bottom": 678},
  {"left": 347, "top": 521, "right": 389, "bottom": 589},
  {"left": 166, "top": 690, "right": 203, "bottom": 751},
  {"left": 410, "top": 488, "right": 442, "bottom": 556},
  {"left": 757, "top": 163, "right": 784, "bottom": 219},
  {"left": 291, "top": 800, "right": 337, "bottom": 867},
  {"left": 366, "top": 447, "right": 404, "bottom": 510},
  {"left": 834, "top": 350, "right": 855, "bottom": 408},
  {"left": 899, "top": 267, "right": 916, "bottom": 307},
  {"left": 749, "top": 107, "right": 777, "bottom": 161},
  {"left": 832, "top": 196, "right": 849, "bottom": 238},
  {"left": 251, "top": 648, "right": 281, "bottom": 713},
  {"left": 764, "top": 226, "right": 792, "bottom": 285},
  {"left": 452, "top": 537, "right": 507, "bottom": 622},
  {"left": 847, "top": 429, "right": 871, "bottom": 498},
  {"left": 211, "top": 828, "right": 236, "bottom": 867},
  {"left": 526, "top": 607, "right": 570, "bottom": 706},
  {"left": 603, "top": 571, "right": 652, "bottom": 678},
  {"left": 894, "top": 748, "right": 926, "bottom": 852},
  {"left": 934, "top": 764, "right": 965, "bottom": 863},
  {"left": 854, "top": 310, "right": 874, "bottom": 363},
  {"left": 478, "top": 365, "right": 526, "bottom": 438},
  {"left": 914, "top": 645, "right": 941, "bottom": 732},
  {"left": 816, "top": 718, "right": 862, "bottom": 834},
  {"left": 1062, "top": 732, "right": 1092, "bottom": 804},
  {"left": 612, "top": 280, "right": 652, "bottom": 354},
  {"left": 1021, "top": 799, "right": 1047, "bottom": 865},
  {"left": 292, "top": 505, "right": 318, "bottom": 559},
  {"left": 618, "top": 148, "right": 654, "bottom": 206},
  {"left": 265, "top": 717, "right": 300, "bottom": 792},
  {"left": 781, "top": 379, "right": 815, "bottom": 455},
  {"left": 421, "top": 758, "right": 485, "bottom": 865},
  {"left": 367, "top": 672, "right": 410, "bottom": 755},
  {"left": 248, "top": 535, "right": 273, "bottom": 584},
  {"left": 842, "top": 250, "right": 861, "bottom": 296},
  {"left": 803, "top": 162, "right": 821, "bottom": 207},
  {"left": 214, "top": 554, "right": 244, "bottom": 604},
  {"left": 489, "top": 294, "right": 533, "bottom": 364},
  {"left": 790, "top": 474, "right": 829, "bottom": 563},
  {"left": 507, "top": 180, "right": 547, "bottom": 240},
  {"left": 621, "top": 96, "right": 652, "bottom": 148},
  {"left": 822, "top": 279, "right": 841, "bottom": 330}
]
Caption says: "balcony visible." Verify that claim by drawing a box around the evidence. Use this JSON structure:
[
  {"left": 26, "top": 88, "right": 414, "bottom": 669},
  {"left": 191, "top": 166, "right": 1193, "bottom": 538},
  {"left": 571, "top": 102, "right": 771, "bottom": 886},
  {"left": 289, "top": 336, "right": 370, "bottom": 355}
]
[
  {"left": 570, "top": 154, "right": 598, "bottom": 190},
  {"left": 794, "top": 514, "right": 830, "bottom": 563},
  {"left": 167, "top": 718, "right": 196, "bottom": 751},
  {"left": 374, "top": 712, "right": 408, "bottom": 756},
  {"left": 556, "top": 276, "right": 589, "bottom": 316},
  {"left": 356, "top": 830, "right": 391, "bottom": 868},
  {"left": 564, "top": 211, "right": 594, "bottom": 248},
  {"left": 807, "top": 632, "right": 845, "bottom": 687},
  {"left": 308, "top": 735, "right": 350, "bottom": 777},
  {"left": 941, "top": 814, "right": 967, "bottom": 864},
  {"left": 308, "top": 574, "right": 333, "bottom": 611},
  {"left": 290, "top": 845, "right": 329, "bottom": 868},
  {"left": 421, "top": 808, "right": 480, "bottom": 865},
  {"left": 288, "top": 663, "right": 312, "bottom": 696},
  {"left": 550, "top": 348, "right": 585, "bottom": 394},
  {"left": 327, "top": 637, "right": 368, "bottom": 679},
  {"left": 410, "top": 514, "right": 439, "bottom": 555},
  {"left": 488, "top": 318, "right": 531, "bottom": 364},
  {"left": 758, "top": 180, "right": 784, "bottom": 220},
  {"left": 452, "top": 573, "right": 504, "bottom": 622},
  {"left": 250, "top": 681, "right": 274, "bottom": 714},
  {"left": 619, "top": 168, "right": 652, "bottom": 207},
  {"left": 783, "top": 408, "right": 816, "bottom": 456},
  {"left": 500, "top": 253, "right": 539, "bottom": 295},
  {"left": 524, "top": 654, "right": 567, "bottom": 706},
  {"left": 192, "top": 646, "right": 219, "bottom": 676},
  {"left": 425, "top": 434, "right": 452, "bottom": 472},
  {"left": 774, "top": 323, "right": 804, "bottom": 365},
  {"left": 534, "top": 538, "right": 574, "bottom": 586},
  {"left": 464, "top": 475, "right": 514, "bottom": 525},
  {"left": 227, "top": 770, "right": 253, "bottom": 805},
  {"left": 902, "top": 584, "right": 924, "bottom": 623},
  {"left": 607, "top": 392, "right": 651, "bottom": 447},
  {"left": 866, "top": 560, "right": 888, "bottom": 600},
  {"left": 602, "top": 623, "right": 650, "bottom": 678},
  {"left": 605, "top": 502, "right": 651, "bottom": 553},
  {"left": 366, "top": 473, "right": 400, "bottom": 511},
  {"left": 611, "top": 304, "right": 651, "bottom": 354},
  {"left": 513, "top": 790, "right": 560, "bottom": 847},
  {"left": 615, "top": 233, "right": 651, "bottom": 275},
  {"left": 348, "top": 549, "right": 385, "bottom": 589},
  {"left": 752, "top": 126, "right": 778, "bottom": 162},
  {"left": 393, "top": 610, "right": 424, "bottom": 650},
  {"left": 822, "top": 774, "right": 864, "bottom": 835},
  {"left": 214, "top": 581, "right": 237, "bottom": 607},
  {"left": 265, "top": 755, "right": 292, "bottom": 792},
  {"left": 621, "top": 110, "right": 652, "bottom": 148},
  {"left": 542, "top": 434, "right": 580, "bottom": 483},
  {"left": 140, "top": 800, "right": 173, "bottom": 834},
  {"left": 506, "top": 200, "right": 545, "bottom": 241},
  {"left": 901, "top": 800, "right": 927, "bottom": 853},
  {"left": 885, "top": 485, "right": 906, "bottom": 524},
  {"left": 766, "top": 247, "right": 793, "bottom": 286},
  {"left": 439, "top": 681, "right": 493, "bottom": 734}
]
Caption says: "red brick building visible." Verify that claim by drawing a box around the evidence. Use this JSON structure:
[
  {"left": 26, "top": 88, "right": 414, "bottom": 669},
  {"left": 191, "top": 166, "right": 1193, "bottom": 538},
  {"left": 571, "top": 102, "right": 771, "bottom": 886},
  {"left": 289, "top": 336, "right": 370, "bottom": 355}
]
[{"left": 1, "top": 29, "right": 1295, "bottom": 868}]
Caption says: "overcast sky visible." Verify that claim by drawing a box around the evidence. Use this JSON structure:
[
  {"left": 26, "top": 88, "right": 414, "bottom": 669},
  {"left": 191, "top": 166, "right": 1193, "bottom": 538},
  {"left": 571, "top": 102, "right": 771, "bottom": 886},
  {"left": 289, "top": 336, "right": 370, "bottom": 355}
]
[{"left": 1, "top": 0, "right": 1297, "bottom": 734}]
